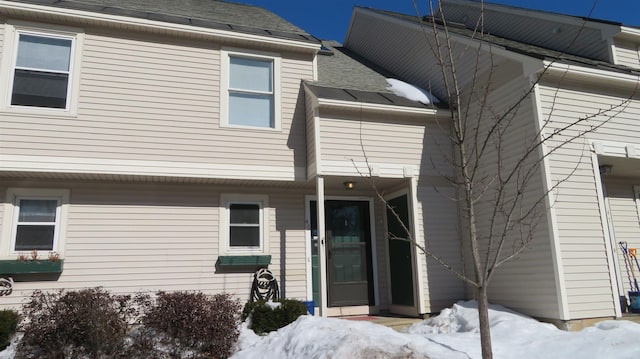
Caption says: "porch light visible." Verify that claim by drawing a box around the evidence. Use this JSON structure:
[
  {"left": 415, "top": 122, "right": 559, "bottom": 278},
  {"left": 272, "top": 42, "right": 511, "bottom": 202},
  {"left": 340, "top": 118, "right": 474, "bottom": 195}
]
[
  {"left": 599, "top": 164, "right": 613, "bottom": 176},
  {"left": 344, "top": 181, "right": 355, "bottom": 190}
]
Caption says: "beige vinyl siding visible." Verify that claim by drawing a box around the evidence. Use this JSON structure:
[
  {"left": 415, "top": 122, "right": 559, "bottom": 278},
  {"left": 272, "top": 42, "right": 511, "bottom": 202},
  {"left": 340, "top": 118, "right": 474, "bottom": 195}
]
[
  {"left": 463, "top": 75, "right": 560, "bottom": 319},
  {"left": 538, "top": 82, "right": 640, "bottom": 319},
  {"left": 0, "top": 181, "right": 310, "bottom": 309},
  {"left": 603, "top": 179, "right": 640, "bottom": 297},
  {"left": 0, "top": 28, "right": 314, "bottom": 181},
  {"left": 416, "top": 184, "right": 464, "bottom": 312},
  {"left": 614, "top": 39, "right": 640, "bottom": 69},
  {"left": 317, "top": 111, "right": 452, "bottom": 178},
  {"left": 305, "top": 91, "right": 317, "bottom": 179}
]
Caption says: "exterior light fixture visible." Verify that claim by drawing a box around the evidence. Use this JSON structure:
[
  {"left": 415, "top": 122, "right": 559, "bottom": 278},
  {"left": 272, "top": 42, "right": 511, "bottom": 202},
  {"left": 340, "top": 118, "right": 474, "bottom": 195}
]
[
  {"left": 599, "top": 164, "right": 613, "bottom": 176},
  {"left": 344, "top": 181, "right": 355, "bottom": 190}
]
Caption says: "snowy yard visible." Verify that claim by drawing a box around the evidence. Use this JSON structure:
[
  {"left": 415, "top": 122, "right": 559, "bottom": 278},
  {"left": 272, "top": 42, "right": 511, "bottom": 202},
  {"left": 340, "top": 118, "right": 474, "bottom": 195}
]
[
  {"left": 1, "top": 300, "right": 639, "bottom": 358},
  {"left": 233, "top": 301, "right": 640, "bottom": 359}
]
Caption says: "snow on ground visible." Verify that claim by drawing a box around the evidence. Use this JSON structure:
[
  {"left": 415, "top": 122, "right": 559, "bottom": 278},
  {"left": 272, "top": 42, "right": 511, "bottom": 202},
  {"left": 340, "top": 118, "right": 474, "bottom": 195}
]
[
  {"left": 2, "top": 300, "right": 639, "bottom": 358},
  {"left": 233, "top": 301, "right": 640, "bottom": 359},
  {"left": 385, "top": 78, "right": 440, "bottom": 105}
]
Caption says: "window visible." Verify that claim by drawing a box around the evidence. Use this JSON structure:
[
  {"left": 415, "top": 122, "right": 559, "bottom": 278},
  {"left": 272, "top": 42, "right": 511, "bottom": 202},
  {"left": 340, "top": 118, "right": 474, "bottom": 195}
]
[
  {"left": 220, "top": 194, "right": 268, "bottom": 253},
  {"left": 221, "top": 50, "right": 281, "bottom": 129},
  {"left": 0, "top": 23, "right": 82, "bottom": 113},
  {"left": 14, "top": 198, "right": 59, "bottom": 251},
  {"left": 0, "top": 188, "right": 69, "bottom": 258},
  {"left": 11, "top": 33, "right": 73, "bottom": 109}
]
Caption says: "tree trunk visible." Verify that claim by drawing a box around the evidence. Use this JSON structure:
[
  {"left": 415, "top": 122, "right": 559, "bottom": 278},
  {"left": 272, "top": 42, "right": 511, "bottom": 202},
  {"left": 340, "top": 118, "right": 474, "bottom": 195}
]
[{"left": 477, "top": 285, "right": 493, "bottom": 359}]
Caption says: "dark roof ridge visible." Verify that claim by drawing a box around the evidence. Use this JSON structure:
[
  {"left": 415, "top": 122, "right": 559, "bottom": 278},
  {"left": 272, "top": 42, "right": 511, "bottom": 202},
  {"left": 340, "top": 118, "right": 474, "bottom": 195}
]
[{"left": 4, "top": 0, "right": 321, "bottom": 44}]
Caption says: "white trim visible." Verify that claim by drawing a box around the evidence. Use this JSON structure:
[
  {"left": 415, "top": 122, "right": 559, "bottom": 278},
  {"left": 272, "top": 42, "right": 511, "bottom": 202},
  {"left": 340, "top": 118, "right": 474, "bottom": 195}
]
[
  {"left": 312, "top": 105, "right": 322, "bottom": 178},
  {"left": 316, "top": 177, "right": 327, "bottom": 317},
  {"left": 531, "top": 83, "right": 571, "bottom": 320},
  {"left": 316, "top": 97, "right": 442, "bottom": 116},
  {"left": 220, "top": 48, "right": 282, "bottom": 131},
  {"left": 383, "top": 184, "right": 423, "bottom": 316},
  {"left": 0, "top": 21, "right": 83, "bottom": 116},
  {"left": 543, "top": 61, "right": 640, "bottom": 88},
  {"left": 409, "top": 177, "right": 427, "bottom": 314},
  {"left": 321, "top": 160, "right": 418, "bottom": 179},
  {"left": 602, "top": 181, "right": 625, "bottom": 298},
  {"left": 591, "top": 154, "right": 623, "bottom": 318},
  {"left": 0, "top": 1, "right": 320, "bottom": 52},
  {"left": 219, "top": 193, "right": 269, "bottom": 255},
  {"left": 592, "top": 140, "right": 640, "bottom": 159},
  {"left": 0, "top": 154, "right": 305, "bottom": 181},
  {"left": 304, "top": 194, "right": 314, "bottom": 303},
  {"left": 1, "top": 188, "right": 69, "bottom": 260}
]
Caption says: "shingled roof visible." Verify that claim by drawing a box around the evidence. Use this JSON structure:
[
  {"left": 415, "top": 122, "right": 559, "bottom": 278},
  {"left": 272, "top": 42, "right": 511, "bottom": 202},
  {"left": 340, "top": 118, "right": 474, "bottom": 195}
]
[
  {"left": 5, "top": 0, "right": 319, "bottom": 43},
  {"left": 361, "top": 7, "right": 640, "bottom": 76},
  {"left": 307, "top": 41, "right": 444, "bottom": 109}
]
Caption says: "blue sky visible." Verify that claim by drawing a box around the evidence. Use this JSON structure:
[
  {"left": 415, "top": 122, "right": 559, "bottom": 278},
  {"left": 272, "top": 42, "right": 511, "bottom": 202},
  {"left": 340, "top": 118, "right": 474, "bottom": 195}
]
[{"left": 237, "top": 0, "right": 640, "bottom": 41}]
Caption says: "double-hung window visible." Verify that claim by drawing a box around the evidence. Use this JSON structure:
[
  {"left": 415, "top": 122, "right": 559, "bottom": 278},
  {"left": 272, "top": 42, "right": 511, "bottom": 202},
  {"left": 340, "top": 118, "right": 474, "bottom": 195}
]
[
  {"left": 14, "top": 198, "right": 59, "bottom": 251},
  {"left": 11, "top": 32, "right": 74, "bottom": 109},
  {"left": 1, "top": 188, "right": 69, "bottom": 258},
  {"left": 221, "top": 194, "right": 268, "bottom": 253},
  {"left": 1, "top": 23, "right": 81, "bottom": 113},
  {"left": 221, "top": 50, "right": 280, "bottom": 129}
]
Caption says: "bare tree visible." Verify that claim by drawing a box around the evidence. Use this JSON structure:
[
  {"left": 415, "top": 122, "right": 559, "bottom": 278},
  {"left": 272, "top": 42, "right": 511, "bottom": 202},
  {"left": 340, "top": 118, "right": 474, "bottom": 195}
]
[{"left": 352, "top": 1, "right": 638, "bottom": 358}]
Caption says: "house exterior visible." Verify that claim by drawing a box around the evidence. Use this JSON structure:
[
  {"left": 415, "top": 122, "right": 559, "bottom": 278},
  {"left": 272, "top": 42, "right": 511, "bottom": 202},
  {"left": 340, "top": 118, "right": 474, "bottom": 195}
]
[
  {"left": 343, "top": 0, "right": 640, "bottom": 328},
  {"left": 0, "top": 0, "right": 462, "bottom": 319},
  {"left": 1, "top": 0, "right": 639, "bottom": 329}
]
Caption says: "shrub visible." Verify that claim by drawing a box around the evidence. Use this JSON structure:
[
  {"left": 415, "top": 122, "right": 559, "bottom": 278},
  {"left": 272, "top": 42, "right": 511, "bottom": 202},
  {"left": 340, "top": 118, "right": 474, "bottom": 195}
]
[
  {"left": 140, "top": 291, "right": 241, "bottom": 359},
  {"left": 242, "top": 299, "right": 308, "bottom": 334},
  {"left": 0, "top": 309, "right": 19, "bottom": 350},
  {"left": 17, "top": 288, "right": 135, "bottom": 358}
]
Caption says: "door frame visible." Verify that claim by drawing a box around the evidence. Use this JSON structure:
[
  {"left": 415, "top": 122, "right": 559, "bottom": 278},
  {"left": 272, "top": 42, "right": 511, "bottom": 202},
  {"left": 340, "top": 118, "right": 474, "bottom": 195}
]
[
  {"left": 383, "top": 187, "right": 424, "bottom": 316},
  {"left": 305, "top": 195, "right": 379, "bottom": 310}
]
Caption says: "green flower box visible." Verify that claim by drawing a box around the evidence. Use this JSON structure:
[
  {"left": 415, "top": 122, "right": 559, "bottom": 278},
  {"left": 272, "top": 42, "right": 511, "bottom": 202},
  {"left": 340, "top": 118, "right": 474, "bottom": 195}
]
[
  {"left": 0, "top": 260, "right": 64, "bottom": 275},
  {"left": 217, "top": 255, "right": 271, "bottom": 266}
]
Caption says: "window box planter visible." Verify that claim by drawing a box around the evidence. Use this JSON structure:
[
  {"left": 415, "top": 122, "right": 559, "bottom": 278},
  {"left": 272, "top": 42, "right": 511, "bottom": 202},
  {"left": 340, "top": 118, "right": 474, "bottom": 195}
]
[
  {"left": 217, "top": 255, "right": 271, "bottom": 267},
  {"left": 0, "top": 260, "right": 64, "bottom": 275}
]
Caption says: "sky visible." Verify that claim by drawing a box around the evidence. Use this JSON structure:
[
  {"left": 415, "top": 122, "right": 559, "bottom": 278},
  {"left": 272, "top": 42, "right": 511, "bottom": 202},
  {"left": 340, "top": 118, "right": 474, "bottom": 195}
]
[{"left": 235, "top": 0, "right": 640, "bottom": 42}]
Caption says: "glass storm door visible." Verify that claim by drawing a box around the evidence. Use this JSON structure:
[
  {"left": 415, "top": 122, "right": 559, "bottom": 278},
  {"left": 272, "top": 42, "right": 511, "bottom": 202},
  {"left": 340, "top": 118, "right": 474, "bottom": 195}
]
[{"left": 310, "top": 200, "right": 374, "bottom": 307}]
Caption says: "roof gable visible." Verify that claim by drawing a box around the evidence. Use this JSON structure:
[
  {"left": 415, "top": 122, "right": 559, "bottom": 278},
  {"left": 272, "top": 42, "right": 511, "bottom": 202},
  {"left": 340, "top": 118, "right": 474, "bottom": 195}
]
[{"left": 437, "top": 0, "right": 621, "bottom": 63}]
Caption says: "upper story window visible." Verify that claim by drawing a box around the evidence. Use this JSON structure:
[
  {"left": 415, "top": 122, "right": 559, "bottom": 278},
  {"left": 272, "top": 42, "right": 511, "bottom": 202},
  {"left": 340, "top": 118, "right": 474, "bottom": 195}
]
[
  {"left": 12, "top": 33, "right": 73, "bottom": 109},
  {"left": 221, "top": 49, "right": 281, "bottom": 130},
  {"left": 0, "top": 22, "right": 82, "bottom": 114}
]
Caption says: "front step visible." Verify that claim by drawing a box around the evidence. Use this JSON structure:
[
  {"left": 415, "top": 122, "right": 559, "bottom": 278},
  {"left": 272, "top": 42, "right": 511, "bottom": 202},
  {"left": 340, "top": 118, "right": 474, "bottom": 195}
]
[
  {"left": 621, "top": 313, "right": 640, "bottom": 324},
  {"left": 342, "top": 316, "right": 424, "bottom": 331}
]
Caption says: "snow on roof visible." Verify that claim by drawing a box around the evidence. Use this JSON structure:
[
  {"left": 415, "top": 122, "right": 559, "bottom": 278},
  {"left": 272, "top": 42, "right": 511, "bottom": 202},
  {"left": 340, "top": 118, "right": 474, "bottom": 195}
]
[{"left": 385, "top": 78, "right": 440, "bottom": 105}]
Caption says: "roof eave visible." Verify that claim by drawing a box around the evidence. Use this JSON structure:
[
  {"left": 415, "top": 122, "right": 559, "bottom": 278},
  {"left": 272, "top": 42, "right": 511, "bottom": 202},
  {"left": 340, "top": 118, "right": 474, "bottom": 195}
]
[
  {"left": 542, "top": 60, "right": 640, "bottom": 89},
  {"left": 0, "top": 0, "right": 321, "bottom": 52}
]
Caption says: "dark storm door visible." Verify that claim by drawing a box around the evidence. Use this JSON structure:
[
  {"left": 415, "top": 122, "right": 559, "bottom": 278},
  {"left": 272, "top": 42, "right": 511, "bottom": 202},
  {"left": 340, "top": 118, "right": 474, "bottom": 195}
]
[
  {"left": 326, "top": 200, "right": 373, "bottom": 307},
  {"left": 310, "top": 200, "right": 374, "bottom": 307},
  {"left": 387, "top": 194, "right": 415, "bottom": 306}
]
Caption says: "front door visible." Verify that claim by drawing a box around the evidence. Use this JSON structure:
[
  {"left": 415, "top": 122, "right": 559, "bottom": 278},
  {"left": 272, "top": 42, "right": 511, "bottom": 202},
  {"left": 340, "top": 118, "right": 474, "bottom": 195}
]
[{"left": 310, "top": 200, "right": 374, "bottom": 307}]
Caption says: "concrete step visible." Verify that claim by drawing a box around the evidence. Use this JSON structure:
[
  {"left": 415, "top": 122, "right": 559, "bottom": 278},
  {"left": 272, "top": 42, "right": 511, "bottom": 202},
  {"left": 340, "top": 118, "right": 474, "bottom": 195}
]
[
  {"left": 342, "top": 315, "right": 424, "bottom": 332},
  {"left": 620, "top": 313, "right": 640, "bottom": 324}
]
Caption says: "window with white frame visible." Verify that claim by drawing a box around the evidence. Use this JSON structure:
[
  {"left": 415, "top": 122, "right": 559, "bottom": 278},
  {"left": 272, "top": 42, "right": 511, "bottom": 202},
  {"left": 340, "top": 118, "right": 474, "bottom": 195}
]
[
  {"left": 14, "top": 198, "right": 59, "bottom": 251},
  {"left": 221, "top": 194, "right": 268, "bottom": 253},
  {"left": 1, "top": 188, "right": 69, "bottom": 258},
  {"left": 10, "top": 31, "right": 74, "bottom": 109},
  {"left": 221, "top": 50, "right": 280, "bottom": 129}
]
